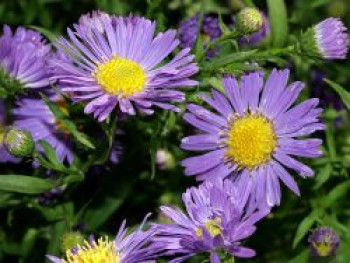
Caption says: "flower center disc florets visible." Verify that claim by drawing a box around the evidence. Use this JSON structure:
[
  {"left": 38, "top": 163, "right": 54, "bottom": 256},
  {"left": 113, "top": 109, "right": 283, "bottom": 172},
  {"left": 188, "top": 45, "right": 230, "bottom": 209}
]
[
  {"left": 95, "top": 56, "right": 146, "bottom": 97},
  {"left": 196, "top": 218, "right": 222, "bottom": 238},
  {"left": 65, "top": 237, "right": 120, "bottom": 263},
  {"left": 226, "top": 114, "right": 276, "bottom": 169}
]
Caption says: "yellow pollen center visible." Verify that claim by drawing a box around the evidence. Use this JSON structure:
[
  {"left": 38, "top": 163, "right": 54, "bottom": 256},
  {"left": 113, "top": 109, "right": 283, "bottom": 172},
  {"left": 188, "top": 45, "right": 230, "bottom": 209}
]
[
  {"left": 226, "top": 114, "right": 276, "bottom": 169},
  {"left": 313, "top": 234, "right": 333, "bottom": 257},
  {"left": 95, "top": 56, "right": 146, "bottom": 97},
  {"left": 64, "top": 237, "right": 120, "bottom": 263},
  {"left": 196, "top": 218, "right": 222, "bottom": 238}
]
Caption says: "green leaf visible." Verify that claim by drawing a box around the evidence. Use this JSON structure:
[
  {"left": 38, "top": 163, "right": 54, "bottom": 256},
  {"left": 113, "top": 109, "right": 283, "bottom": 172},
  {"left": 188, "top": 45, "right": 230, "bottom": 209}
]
[
  {"left": 0, "top": 175, "right": 54, "bottom": 194},
  {"left": 324, "top": 181, "right": 350, "bottom": 207},
  {"left": 287, "top": 249, "right": 309, "bottom": 263},
  {"left": 267, "top": 0, "right": 289, "bottom": 47},
  {"left": 314, "top": 163, "right": 332, "bottom": 189},
  {"left": 293, "top": 210, "right": 318, "bottom": 248},
  {"left": 41, "top": 93, "right": 95, "bottom": 149},
  {"left": 325, "top": 79, "right": 350, "bottom": 110},
  {"left": 39, "top": 140, "right": 66, "bottom": 170}
]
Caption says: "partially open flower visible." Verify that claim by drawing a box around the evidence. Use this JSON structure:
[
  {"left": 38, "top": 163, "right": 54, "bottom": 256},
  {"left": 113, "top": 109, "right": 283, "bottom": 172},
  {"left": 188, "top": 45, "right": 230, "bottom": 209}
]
[
  {"left": 300, "top": 18, "right": 349, "bottom": 60},
  {"left": 308, "top": 227, "right": 340, "bottom": 257}
]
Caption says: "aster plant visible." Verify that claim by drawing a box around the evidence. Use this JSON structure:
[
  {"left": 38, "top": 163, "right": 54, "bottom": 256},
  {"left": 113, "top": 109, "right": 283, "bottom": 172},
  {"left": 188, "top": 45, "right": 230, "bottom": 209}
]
[
  {"left": 51, "top": 12, "right": 198, "bottom": 122},
  {"left": 0, "top": 25, "right": 52, "bottom": 95},
  {"left": 157, "top": 179, "right": 269, "bottom": 262},
  {"left": 181, "top": 69, "right": 324, "bottom": 208}
]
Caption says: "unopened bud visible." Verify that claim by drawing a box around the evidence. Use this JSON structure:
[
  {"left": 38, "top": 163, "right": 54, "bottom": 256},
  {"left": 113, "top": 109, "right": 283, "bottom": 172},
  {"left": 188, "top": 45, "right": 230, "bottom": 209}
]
[
  {"left": 156, "top": 149, "right": 175, "bottom": 170},
  {"left": 4, "top": 127, "right": 35, "bottom": 157},
  {"left": 235, "top": 8, "right": 264, "bottom": 34}
]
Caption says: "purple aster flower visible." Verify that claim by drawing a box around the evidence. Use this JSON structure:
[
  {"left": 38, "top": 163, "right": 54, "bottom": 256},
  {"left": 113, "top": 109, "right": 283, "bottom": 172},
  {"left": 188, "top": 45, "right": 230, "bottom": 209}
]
[
  {"left": 0, "top": 99, "right": 20, "bottom": 163},
  {"left": 51, "top": 13, "right": 198, "bottom": 122},
  {"left": 239, "top": 14, "right": 270, "bottom": 46},
  {"left": 0, "top": 25, "right": 51, "bottom": 89},
  {"left": 157, "top": 179, "right": 269, "bottom": 262},
  {"left": 181, "top": 69, "right": 324, "bottom": 208},
  {"left": 179, "top": 14, "right": 222, "bottom": 57},
  {"left": 47, "top": 214, "right": 164, "bottom": 263},
  {"left": 13, "top": 93, "right": 74, "bottom": 164},
  {"left": 308, "top": 227, "right": 340, "bottom": 257},
  {"left": 301, "top": 18, "right": 349, "bottom": 59}
]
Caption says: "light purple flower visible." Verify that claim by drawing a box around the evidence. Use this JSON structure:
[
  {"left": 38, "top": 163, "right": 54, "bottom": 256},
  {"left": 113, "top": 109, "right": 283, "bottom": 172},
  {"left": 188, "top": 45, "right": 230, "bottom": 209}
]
[
  {"left": 13, "top": 93, "right": 74, "bottom": 164},
  {"left": 157, "top": 179, "right": 269, "bottom": 262},
  {"left": 308, "top": 227, "right": 340, "bottom": 257},
  {"left": 0, "top": 25, "right": 51, "bottom": 89},
  {"left": 51, "top": 13, "right": 198, "bottom": 122},
  {"left": 47, "top": 214, "right": 164, "bottom": 263},
  {"left": 314, "top": 18, "right": 349, "bottom": 59},
  {"left": 181, "top": 69, "right": 324, "bottom": 208},
  {"left": 178, "top": 14, "right": 222, "bottom": 57}
]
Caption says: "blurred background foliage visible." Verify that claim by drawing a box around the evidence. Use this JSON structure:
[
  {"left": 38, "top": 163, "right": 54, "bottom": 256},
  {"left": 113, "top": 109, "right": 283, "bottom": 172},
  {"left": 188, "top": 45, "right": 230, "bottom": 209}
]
[{"left": 0, "top": 0, "right": 350, "bottom": 262}]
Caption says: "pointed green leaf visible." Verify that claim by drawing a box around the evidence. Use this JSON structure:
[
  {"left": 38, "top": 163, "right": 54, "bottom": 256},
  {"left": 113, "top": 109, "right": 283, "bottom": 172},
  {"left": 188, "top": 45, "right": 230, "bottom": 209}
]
[
  {"left": 314, "top": 163, "right": 332, "bottom": 189},
  {"left": 325, "top": 79, "right": 350, "bottom": 110},
  {"left": 0, "top": 175, "right": 54, "bottom": 194},
  {"left": 293, "top": 210, "right": 318, "bottom": 248},
  {"left": 267, "top": 0, "right": 288, "bottom": 47}
]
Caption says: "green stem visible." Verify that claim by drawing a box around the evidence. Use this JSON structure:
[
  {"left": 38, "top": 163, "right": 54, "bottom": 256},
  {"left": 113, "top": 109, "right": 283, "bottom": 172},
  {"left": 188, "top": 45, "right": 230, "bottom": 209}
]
[{"left": 253, "top": 44, "right": 296, "bottom": 58}]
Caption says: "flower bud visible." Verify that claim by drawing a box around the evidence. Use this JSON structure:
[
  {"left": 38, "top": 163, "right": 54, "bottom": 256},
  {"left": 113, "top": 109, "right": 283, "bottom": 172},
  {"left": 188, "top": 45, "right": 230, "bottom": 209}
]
[
  {"left": 308, "top": 227, "right": 340, "bottom": 257},
  {"left": 61, "top": 232, "right": 85, "bottom": 253},
  {"left": 300, "top": 18, "right": 349, "bottom": 60},
  {"left": 235, "top": 8, "right": 264, "bottom": 35},
  {"left": 156, "top": 149, "right": 175, "bottom": 170},
  {"left": 4, "top": 127, "right": 35, "bottom": 157}
]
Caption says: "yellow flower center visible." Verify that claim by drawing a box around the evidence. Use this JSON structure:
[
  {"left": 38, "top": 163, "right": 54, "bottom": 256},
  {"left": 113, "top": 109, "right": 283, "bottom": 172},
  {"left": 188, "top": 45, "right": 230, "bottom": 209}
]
[
  {"left": 226, "top": 114, "right": 276, "bottom": 169},
  {"left": 196, "top": 218, "right": 222, "bottom": 238},
  {"left": 313, "top": 234, "right": 333, "bottom": 257},
  {"left": 64, "top": 237, "right": 120, "bottom": 263},
  {"left": 95, "top": 56, "right": 146, "bottom": 97}
]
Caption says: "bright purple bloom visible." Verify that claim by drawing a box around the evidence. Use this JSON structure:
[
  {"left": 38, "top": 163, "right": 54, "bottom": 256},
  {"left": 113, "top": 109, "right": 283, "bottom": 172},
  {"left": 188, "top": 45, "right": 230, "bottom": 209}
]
[
  {"left": 178, "top": 14, "right": 222, "bottom": 57},
  {"left": 157, "top": 179, "right": 269, "bottom": 262},
  {"left": 308, "top": 227, "right": 340, "bottom": 257},
  {"left": 0, "top": 25, "right": 51, "bottom": 88},
  {"left": 51, "top": 13, "right": 198, "bottom": 122},
  {"left": 181, "top": 69, "right": 324, "bottom": 208},
  {"left": 314, "top": 18, "right": 349, "bottom": 59},
  {"left": 0, "top": 99, "right": 20, "bottom": 163},
  {"left": 239, "top": 14, "right": 270, "bottom": 46},
  {"left": 13, "top": 94, "right": 74, "bottom": 164},
  {"left": 47, "top": 214, "right": 164, "bottom": 263}
]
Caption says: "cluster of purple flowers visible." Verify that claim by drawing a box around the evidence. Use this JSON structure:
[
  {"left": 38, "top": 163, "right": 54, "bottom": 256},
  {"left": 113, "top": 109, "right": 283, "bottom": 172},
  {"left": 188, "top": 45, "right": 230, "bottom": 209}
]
[{"left": 0, "top": 8, "right": 348, "bottom": 263}]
